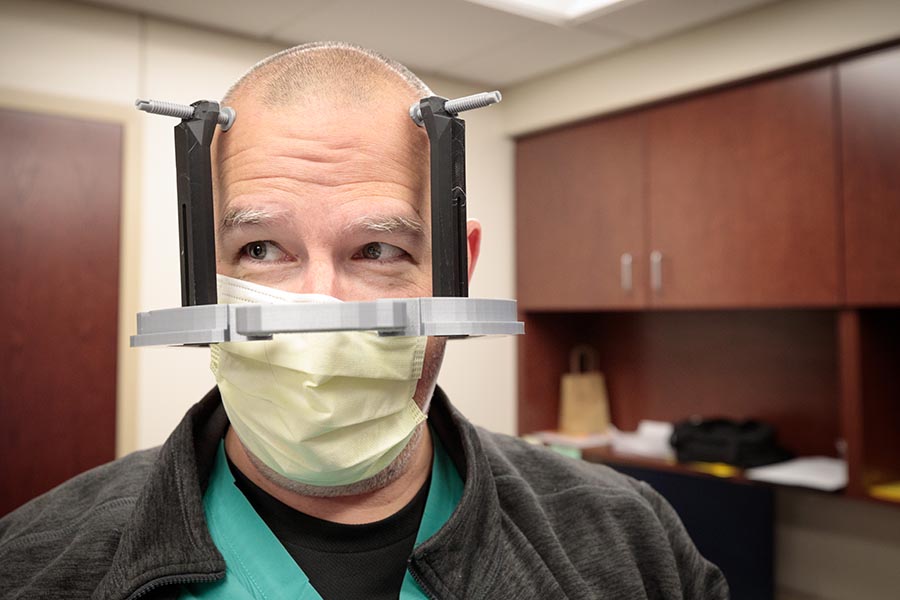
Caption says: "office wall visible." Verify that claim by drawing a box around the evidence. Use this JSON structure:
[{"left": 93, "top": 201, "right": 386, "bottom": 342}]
[
  {"left": 0, "top": 0, "right": 517, "bottom": 451},
  {"left": 502, "top": 0, "right": 900, "bottom": 136}
]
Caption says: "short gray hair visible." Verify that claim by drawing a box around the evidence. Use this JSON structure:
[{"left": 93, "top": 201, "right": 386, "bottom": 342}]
[{"left": 223, "top": 41, "right": 432, "bottom": 106}]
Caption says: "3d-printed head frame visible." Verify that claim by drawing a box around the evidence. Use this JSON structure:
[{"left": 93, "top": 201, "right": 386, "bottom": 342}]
[
  {"left": 130, "top": 93, "right": 522, "bottom": 345},
  {"left": 170, "top": 95, "right": 474, "bottom": 306}
]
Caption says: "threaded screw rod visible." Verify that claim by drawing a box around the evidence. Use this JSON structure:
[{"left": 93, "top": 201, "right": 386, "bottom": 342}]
[
  {"left": 135, "top": 98, "right": 236, "bottom": 131},
  {"left": 410, "top": 91, "right": 502, "bottom": 126},
  {"left": 446, "top": 91, "right": 502, "bottom": 114}
]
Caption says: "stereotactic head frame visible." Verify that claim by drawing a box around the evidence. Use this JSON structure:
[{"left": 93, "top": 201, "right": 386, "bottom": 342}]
[{"left": 130, "top": 93, "right": 521, "bottom": 346}]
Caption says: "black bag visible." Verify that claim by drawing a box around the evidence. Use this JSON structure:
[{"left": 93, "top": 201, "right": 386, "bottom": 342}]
[{"left": 670, "top": 418, "right": 792, "bottom": 468}]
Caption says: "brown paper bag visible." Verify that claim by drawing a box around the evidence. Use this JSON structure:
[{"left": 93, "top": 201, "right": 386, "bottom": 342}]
[{"left": 559, "top": 345, "right": 610, "bottom": 435}]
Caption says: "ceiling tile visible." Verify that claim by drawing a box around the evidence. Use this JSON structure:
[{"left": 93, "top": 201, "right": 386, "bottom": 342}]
[
  {"left": 85, "top": 0, "right": 330, "bottom": 38},
  {"left": 269, "top": 0, "right": 540, "bottom": 74},
  {"left": 447, "top": 24, "right": 629, "bottom": 86},
  {"left": 579, "top": 0, "right": 779, "bottom": 40},
  {"left": 76, "top": 0, "right": 782, "bottom": 88}
]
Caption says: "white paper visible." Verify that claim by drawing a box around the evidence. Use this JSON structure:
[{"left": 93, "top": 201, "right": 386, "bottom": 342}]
[
  {"left": 611, "top": 420, "right": 675, "bottom": 460},
  {"left": 745, "top": 457, "right": 847, "bottom": 491},
  {"left": 531, "top": 430, "right": 613, "bottom": 448},
  {"left": 637, "top": 420, "right": 674, "bottom": 438}
]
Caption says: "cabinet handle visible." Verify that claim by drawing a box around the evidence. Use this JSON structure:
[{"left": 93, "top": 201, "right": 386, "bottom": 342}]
[
  {"left": 650, "top": 251, "right": 663, "bottom": 292},
  {"left": 620, "top": 253, "right": 633, "bottom": 292}
]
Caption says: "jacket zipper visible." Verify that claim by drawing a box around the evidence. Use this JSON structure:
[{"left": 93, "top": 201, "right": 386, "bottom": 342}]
[
  {"left": 127, "top": 573, "right": 223, "bottom": 600},
  {"left": 408, "top": 560, "right": 438, "bottom": 600}
]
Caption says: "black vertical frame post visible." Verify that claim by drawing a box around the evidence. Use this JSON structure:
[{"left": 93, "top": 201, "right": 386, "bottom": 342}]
[
  {"left": 419, "top": 97, "right": 468, "bottom": 298},
  {"left": 174, "top": 101, "right": 219, "bottom": 306}
]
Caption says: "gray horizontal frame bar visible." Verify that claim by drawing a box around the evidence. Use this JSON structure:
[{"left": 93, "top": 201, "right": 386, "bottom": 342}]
[{"left": 130, "top": 297, "right": 524, "bottom": 347}]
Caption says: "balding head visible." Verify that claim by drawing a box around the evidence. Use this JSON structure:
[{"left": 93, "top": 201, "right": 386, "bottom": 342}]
[
  {"left": 213, "top": 42, "right": 434, "bottom": 213},
  {"left": 223, "top": 41, "right": 432, "bottom": 110},
  {"left": 211, "top": 41, "right": 437, "bottom": 299}
]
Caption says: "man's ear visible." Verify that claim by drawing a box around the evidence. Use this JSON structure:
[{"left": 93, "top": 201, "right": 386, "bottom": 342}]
[{"left": 466, "top": 219, "right": 482, "bottom": 284}]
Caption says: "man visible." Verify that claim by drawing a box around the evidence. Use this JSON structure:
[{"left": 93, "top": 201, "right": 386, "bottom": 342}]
[{"left": 0, "top": 42, "right": 728, "bottom": 599}]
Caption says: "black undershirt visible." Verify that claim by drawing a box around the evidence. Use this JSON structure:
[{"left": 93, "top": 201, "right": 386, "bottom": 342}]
[{"left": 227, "top": 454, "right": 431, "bottom": 600}]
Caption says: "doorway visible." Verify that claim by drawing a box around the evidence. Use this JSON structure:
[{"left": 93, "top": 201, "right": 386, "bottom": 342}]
[{"left": 0, "top": 107, "right": 123, "bottom": 516}]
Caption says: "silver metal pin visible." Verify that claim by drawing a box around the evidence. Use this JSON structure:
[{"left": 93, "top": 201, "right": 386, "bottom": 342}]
[
  {"left": 409, "top": 91, "right": 502, "bottom": 126},
  {"left": 135, "top": 98, "right": 236, "bottom": 131}
]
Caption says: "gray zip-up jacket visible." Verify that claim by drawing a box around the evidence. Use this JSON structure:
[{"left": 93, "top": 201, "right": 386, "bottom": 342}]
[{"left": 0, "top": 388, "right": 728, "bottom": 599}]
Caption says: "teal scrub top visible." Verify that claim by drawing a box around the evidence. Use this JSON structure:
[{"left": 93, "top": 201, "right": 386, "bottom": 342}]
[{"left": 181, "top": 430, "right": 463, "bottom": 600}]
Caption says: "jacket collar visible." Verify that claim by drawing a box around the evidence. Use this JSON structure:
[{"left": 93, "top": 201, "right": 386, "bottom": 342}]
[
  {"left": 409, "top": 387, "right": 507, "bottom": 598},
  {"left": 95, "top": 387, "right": 507, "bottom": 600},
  {"left": 95, "top": 389, "right": 228, "bottom": 600}
]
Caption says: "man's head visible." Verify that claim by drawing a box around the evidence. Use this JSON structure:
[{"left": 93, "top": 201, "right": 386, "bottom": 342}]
[
  {"left": 214, "top": 42, "right": 437, "bottom": 298},
  {"left": 212, "top": 42, "right": 481, "bottom": 496}
]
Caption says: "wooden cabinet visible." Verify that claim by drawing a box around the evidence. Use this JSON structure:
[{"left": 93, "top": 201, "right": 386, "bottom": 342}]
[
  {"left": 519, "top": 310, "right": 841, "bottom": 457},
  {"left": 516, "top": 114, "right": 645, "bottom": 309},
  {"left": 646, "top": 68, "right": 840, "bottom": 308},
  {"left": 516, "top": 44, "right": 900, "bottom": 508},
  {"left": 839, "top": 309, "right": 900, "bottom": 497},
  {"left": 840, "top": 46, "right": 900, "bottom": 305},
  {"left": 518, "top": 69, "right": 842, "bottom": 310}
]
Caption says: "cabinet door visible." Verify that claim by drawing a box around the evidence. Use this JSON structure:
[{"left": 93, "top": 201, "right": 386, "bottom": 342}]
[
  {"left": 840, "top": 47, "right": 900, "bottom": 305},
  {"left": 516, "top": 114, "right": 645, "bottom": 309},
  {"left": 647, "top": 68, "right": 840, "bottom": 308}
]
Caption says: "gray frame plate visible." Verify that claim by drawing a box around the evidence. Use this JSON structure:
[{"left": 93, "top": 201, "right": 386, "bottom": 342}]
[{"left": 131, "top": 297, "right": 524, "bottom": 347}]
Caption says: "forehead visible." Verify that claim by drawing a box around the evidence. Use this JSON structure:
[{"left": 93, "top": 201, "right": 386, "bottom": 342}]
[
  {"left": 213, "top": 92, "right": 428, "bottom": 186},
  {"left": 211, "top": 93, "right": 432, "bottom": 239}
]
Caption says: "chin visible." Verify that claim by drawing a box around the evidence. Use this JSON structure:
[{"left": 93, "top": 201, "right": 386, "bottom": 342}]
[{"left": 248, "top": 422, "right": 429, "bottom": 498}]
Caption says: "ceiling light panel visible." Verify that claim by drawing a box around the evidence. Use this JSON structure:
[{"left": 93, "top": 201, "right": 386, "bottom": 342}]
[
  {"left": 577, "top": 0, "right": 779, "bottom": 40},
  {"left": 464, "top": 0, "right": 635, "bottom": 25}
]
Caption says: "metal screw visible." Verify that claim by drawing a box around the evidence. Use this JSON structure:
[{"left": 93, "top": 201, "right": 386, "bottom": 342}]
[
  {"left": 409, "top": 91, "right": 502, "bottom": 126},
  {"left": 135, "top": 98, "right": 236, "bottom": 131}
]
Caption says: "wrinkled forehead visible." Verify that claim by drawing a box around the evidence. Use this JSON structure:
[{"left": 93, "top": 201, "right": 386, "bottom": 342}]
[
  {"left": 209, "top": 94, "right": 431, "bottom": 234},
  {"left": 212, "top": 87, "right": 429, "bottom": 183}
]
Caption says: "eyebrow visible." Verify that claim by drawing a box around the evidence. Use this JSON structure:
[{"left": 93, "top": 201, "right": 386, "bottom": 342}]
[
  {"left": 344, "top": 215, "right": 427, "bottom": 237},
  {"left": 218, "top": 207, "right": 427, "bottom": 241},
  {"left": 219, "top": 206, "right": 289, "bottom": 233}
]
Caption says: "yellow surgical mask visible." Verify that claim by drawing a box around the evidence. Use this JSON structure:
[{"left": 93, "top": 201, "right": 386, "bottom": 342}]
[{"left": 210, "top": 275, "right": 428, "bottom": 487}]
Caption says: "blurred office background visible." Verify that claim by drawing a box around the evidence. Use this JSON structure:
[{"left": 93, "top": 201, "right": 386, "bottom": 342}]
[{"left": 2, "top": 0, "right": 900, "bottom": 598}]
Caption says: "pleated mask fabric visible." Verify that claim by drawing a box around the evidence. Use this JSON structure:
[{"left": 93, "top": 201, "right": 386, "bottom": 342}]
[{"left": 210, "top": 275, "right": 428, "bottom": 487}]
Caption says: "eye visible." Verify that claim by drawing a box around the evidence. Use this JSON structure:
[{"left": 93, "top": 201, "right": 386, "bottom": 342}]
[
  {"left": 356, "top": 242, "right": 408, "bottom": 261},
  {"left": 241, "top": 241, "right": 286, "bottom": 262}
]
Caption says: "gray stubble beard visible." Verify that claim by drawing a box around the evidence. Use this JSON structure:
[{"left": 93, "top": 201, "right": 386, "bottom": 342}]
[{"left": 244, "top": 420, "right": 429, "bottom": 498}]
